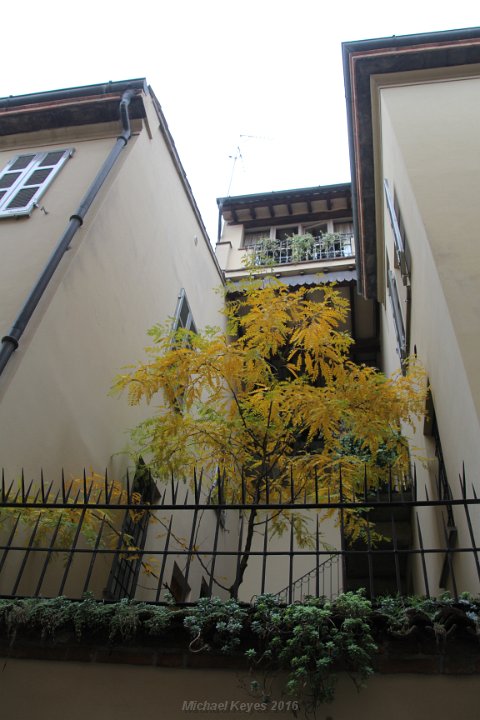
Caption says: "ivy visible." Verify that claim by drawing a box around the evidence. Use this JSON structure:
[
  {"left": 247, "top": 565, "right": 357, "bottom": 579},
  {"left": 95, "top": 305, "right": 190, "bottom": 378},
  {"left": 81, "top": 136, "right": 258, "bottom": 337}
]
[
  {"left": 373, "top": 592, "right": 480, "bottom": 641},
  {"left": 248, "top": 592, "right": 376, "bottom": 709},
  {"left": 71, "top": 592, "right": 113, "bottom": 641},
  {"left": 184, "top": 596, "right": 248, "bottom": 653}
]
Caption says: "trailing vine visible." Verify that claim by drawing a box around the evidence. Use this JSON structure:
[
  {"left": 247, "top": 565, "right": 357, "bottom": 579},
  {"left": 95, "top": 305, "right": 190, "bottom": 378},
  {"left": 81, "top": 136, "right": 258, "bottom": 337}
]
[
  {"left": 373, "top": 591, "right": 480, "bottom": 642},
  {"left": 184, "top": 596, "right": 248, "bottom": 654},
  {"left": 246, "top": 592, "right": 377, "bottom": 710}
]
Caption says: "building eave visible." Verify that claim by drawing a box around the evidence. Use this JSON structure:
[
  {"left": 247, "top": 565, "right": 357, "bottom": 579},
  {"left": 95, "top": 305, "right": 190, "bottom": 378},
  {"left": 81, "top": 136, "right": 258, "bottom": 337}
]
[
  {"left": 0, "top": 79, "right": 148, "bottom": 136},
  {"left": 217, "top": 183, "right": 352, "bottom": 225},
  {"left": 342, "top": 26, "right": 480, "bottom": 299}
]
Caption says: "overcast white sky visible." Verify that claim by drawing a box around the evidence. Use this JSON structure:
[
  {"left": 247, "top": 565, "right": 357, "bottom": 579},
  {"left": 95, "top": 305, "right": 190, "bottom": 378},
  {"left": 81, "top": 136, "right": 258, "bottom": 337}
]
[{"left": 2, "top": 1, "right": 478, "bottom": 240}]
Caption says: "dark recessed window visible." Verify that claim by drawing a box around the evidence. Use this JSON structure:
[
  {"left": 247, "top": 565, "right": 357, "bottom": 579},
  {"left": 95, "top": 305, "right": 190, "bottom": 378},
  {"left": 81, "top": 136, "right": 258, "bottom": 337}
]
[
  {"left": 170, "top": 561, "right": 191, "bottom": 603},
  {"left": 173, "top": 288, "right": 196, "bottom": 334}
]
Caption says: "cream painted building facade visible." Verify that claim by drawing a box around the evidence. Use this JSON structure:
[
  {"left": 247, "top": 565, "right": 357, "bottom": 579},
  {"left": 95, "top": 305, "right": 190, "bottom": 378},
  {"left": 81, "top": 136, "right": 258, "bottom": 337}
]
[
  {"left": 0, "top": 80, "right": 231, "bottom": 603},
  {"left": 343, "top": 27, "right": 480, "bottom": 596},
  {"left": 0, "top": 80, "right": 225, "bottom": 481}
]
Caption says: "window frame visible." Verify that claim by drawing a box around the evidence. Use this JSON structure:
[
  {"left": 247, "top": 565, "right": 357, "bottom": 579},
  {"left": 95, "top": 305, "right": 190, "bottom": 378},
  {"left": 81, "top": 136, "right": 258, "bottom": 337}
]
[
  {"left": 171, "top": 289, "right": 197, "bottom": 412},
  {"left": 172, "top": 288, "right": 197, "bottom": 334},
  {"left": 0, "top": 148, "right": 74, "bottom": 218},
  {"left": 384, "top": 179, "right": 411, "bottom": 284},
  {"left": 387, "top": 267, "right": 407, "bottom": 362},
  {"left": 243, "top": 220, "right": 353, "bottom": 248}
]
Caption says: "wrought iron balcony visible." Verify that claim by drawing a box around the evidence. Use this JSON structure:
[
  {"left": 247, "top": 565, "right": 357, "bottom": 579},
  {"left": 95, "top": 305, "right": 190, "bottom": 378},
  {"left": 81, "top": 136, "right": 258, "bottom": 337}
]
[{"left": 245, "top": 232, "right": 355, "bottom": 267}]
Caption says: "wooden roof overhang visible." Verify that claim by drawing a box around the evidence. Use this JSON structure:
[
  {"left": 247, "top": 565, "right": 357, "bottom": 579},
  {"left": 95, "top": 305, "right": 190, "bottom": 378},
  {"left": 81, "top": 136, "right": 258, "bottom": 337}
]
[{"left": 217, "top": 183, "right": 352, "bottom": 228}]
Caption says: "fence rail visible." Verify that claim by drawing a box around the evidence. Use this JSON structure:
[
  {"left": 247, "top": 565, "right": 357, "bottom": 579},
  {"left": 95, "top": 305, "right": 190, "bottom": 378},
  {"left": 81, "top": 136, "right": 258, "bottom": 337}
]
[{"left": 0, "top": 467, "right": 479, "bottom": 604}]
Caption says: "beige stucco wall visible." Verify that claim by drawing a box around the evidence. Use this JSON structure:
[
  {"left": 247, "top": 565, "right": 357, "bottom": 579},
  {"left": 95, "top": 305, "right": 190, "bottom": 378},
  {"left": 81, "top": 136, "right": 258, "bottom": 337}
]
[
  {"left": 0, "top": 92, "right": 224, "bottom": 483},
  {"left": 0, "top": 659, "right": 479, "bottom": 720},
  {"left": 133, "top": 502, "right": 239, "bottom": 604},
  {"left": 375, "top": 76, "right": 480, "bottom": 594},
  {"left": 380, "top": 77, "right": 480, "bottom": 437}
]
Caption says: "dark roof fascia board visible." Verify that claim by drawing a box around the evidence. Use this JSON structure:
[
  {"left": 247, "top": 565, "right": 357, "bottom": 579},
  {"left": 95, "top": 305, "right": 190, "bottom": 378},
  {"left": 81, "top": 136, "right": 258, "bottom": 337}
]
[
  {"left": 0, "top": 79, "right": 148, "bottom": 110},
  {"left": 0, "top": 79, "right": 148, "bottom": 136},
  {"left": 342, "top": 26, "right": 480, "bottom": 56},
  {"left": 342, "top": 26, "right": 480, "bottom": 299}
]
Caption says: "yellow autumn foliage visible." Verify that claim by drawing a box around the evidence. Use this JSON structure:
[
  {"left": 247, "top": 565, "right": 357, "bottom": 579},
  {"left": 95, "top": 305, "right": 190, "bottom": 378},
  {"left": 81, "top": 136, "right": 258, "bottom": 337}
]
[{"left": 113, "top": 279, "right": 425, "bottom": 505}]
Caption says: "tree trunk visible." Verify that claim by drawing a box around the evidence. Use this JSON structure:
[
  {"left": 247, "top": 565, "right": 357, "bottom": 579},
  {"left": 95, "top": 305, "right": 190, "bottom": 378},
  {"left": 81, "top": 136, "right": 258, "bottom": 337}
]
[{"left": 229, "top": 506, "right": 257, "bottom": 598}]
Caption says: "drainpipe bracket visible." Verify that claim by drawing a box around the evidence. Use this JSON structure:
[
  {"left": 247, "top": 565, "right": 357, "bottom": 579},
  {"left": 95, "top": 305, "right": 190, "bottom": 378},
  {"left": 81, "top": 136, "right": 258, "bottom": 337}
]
[{"left": 1, "top": 335, "right": 19, "bottom": 350}]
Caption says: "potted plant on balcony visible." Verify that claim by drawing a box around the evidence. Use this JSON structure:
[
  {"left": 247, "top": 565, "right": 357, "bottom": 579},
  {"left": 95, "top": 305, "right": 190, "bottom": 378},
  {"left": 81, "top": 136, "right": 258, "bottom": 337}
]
[
  {"left": 288, "top": 232, "right": 316, "bottom": 262},
  {"left": 318, "top": 232, "right": 341, "bottom": 259}
]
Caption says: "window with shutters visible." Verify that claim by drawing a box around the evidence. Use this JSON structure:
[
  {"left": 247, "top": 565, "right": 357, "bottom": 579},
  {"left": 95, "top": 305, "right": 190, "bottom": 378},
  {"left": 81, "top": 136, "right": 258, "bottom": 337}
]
[
  {"left": 387, "top": 267, "right": 407, "bottom": 362},
  {"left": 0, "top": 149, "right": 73, "bottom": 218},
  {"left": 384, "top": 179, "right": 411, "bottom": 284}
]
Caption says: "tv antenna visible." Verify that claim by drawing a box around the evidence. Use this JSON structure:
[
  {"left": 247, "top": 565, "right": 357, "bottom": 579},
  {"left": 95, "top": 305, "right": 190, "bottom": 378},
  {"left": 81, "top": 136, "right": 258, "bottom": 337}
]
[
  {"left": 226, "top": 134, "right": 269, "bottom": 195},
  {"left": 227, "top": 144, "right": 243, "bottom": 196}
]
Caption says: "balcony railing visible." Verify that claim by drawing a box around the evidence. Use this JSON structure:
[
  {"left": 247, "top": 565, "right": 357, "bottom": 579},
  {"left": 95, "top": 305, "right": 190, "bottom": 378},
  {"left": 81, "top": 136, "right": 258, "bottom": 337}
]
[{"left": 245, "top": 233, "right": 355, "bottom": 267}]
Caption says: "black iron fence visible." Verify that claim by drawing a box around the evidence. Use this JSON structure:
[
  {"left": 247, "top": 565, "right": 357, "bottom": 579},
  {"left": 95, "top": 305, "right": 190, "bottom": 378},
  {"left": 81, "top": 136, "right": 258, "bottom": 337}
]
[{"left": 0, "top": 466, "right": 479, "bottom": 604}]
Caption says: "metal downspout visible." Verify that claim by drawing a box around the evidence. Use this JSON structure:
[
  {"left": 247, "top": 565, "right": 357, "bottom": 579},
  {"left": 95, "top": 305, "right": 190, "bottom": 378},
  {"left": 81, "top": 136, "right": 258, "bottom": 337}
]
[{"left": 0, "top": 89, "right": 137, "bottom": 378}]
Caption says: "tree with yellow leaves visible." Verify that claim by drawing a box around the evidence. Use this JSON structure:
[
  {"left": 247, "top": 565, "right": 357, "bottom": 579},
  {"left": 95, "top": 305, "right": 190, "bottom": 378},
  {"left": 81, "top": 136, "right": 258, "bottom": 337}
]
[{"left": 114, "top": 278, "right": 425, "bottom": 597}]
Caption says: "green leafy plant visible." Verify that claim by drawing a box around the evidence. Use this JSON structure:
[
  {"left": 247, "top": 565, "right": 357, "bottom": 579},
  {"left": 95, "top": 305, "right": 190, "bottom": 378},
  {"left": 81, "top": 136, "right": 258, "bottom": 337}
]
[
  {"left": 1, "top": 596, "right": 75, "bottom": 643},
  {"left": 289, "top": 233, "right": 316, "bottom": 262},
  {"left": 184, "top": 596, "right": 248, "bottom": 654},
  {"left": 249, "top": 592, "right": 376, "bottom": 709},
  {"left": 71, "top": 592, "right": 113, "bottom": 640},
  {"left": 108, "top": 598, "right": 148, "bottom": 642},
  {"left": 374, "top": 592, "right": 480, "bottom": 642},
  {"left": 242, "top": 231, "right": 348, "bottom": 268}
]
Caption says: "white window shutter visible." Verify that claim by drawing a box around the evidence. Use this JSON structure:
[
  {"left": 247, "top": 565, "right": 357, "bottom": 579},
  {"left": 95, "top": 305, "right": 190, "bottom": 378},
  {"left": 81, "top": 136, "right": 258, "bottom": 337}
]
[{"left": 0, "top": 149, "right": 73, "bottom": 218}]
